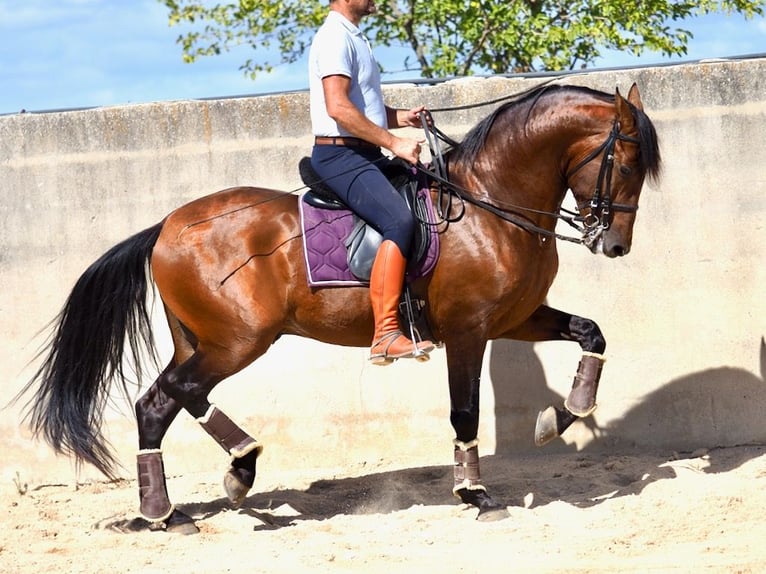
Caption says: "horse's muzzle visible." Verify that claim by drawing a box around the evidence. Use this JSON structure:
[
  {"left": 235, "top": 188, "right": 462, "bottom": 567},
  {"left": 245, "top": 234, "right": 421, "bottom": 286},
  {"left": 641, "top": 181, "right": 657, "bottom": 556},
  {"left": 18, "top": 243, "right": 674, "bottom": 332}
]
[
  {"left": 589, "top": 232, "right": 631, "bottom": 258},
  {"left": 601, "top": 234, "right": 631, "bottom": 258}
]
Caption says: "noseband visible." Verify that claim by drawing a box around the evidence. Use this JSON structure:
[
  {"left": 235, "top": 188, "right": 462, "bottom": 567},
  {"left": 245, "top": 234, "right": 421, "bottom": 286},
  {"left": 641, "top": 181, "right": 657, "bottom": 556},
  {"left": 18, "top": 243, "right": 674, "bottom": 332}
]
[{"left": 567, "top": 120, "right": 641, "bottom": 248}]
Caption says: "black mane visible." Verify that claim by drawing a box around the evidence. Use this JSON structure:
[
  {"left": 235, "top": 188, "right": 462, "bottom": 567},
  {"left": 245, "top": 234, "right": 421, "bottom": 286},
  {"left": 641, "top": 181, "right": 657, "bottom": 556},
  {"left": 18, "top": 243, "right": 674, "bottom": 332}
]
[{"left": 451, "top": 84, "right": 661, "bottom": 182}]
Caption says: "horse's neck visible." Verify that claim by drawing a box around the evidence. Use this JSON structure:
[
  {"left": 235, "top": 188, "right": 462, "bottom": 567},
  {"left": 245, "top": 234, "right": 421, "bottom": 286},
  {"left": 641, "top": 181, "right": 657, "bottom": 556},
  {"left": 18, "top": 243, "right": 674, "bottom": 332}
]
[
  {"left": 454, "top": 97, "right": 613, "bottom": 217},
  {"left": 448, "top": 128, "right": 569, "bottom": 219}
]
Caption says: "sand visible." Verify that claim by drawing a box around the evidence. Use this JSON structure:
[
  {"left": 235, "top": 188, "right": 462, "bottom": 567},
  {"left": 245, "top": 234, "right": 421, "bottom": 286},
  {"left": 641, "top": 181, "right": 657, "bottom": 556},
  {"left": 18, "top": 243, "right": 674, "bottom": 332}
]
[{"left": 3, "top": 444, "right": 766, "bottom": 573}]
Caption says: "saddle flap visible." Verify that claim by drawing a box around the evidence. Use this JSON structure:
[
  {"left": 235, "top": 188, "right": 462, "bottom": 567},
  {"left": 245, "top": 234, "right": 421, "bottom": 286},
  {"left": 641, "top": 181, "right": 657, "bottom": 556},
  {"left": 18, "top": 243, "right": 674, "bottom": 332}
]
[
  {"left": 343, "top": 179, "right": 432, "bottom": 282},
  {"left": 344, "top": 217, "right": 379, "bottom": 282}
]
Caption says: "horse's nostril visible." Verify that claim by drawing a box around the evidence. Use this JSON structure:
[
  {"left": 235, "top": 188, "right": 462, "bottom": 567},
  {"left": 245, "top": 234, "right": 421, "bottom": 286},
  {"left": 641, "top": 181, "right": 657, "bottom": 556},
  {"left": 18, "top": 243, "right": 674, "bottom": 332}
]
[{"left": 612, "top": 245, "right": 626, "bottom": 257}]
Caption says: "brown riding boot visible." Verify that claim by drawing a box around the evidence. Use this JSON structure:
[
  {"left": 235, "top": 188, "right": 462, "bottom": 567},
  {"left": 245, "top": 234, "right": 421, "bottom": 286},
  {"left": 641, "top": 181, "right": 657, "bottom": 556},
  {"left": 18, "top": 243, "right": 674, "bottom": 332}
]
[{"left": 368, "top": 240, "right": 434, "bottom": 365}]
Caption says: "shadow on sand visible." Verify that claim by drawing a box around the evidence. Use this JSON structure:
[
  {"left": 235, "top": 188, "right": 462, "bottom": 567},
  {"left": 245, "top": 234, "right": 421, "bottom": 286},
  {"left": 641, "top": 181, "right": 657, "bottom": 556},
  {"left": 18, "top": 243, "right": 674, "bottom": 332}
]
[{"left": 104, "top": 338, "right": 766, "bottom": 532}]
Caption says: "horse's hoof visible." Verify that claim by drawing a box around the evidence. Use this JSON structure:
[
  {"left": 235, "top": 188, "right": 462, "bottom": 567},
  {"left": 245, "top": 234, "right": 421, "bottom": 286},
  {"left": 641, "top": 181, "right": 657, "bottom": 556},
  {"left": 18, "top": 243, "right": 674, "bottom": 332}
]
[
  {"left": 535, "top": 406, "right": 560, "bottom": 446},
  {"left": 456, "top": 488, "right": 510, "bottom": 522},
  {"left": 165, "top": 510, "right": 199, "bottom": 535},
  {"left": 224, "top": 469, "right": 251, "bottom": 508},
  {"left": 535, "top": 405, "right": 581, "bottom": 446},
  {"left": 477, "top": 505, "right": 511, "bottom": 522}
]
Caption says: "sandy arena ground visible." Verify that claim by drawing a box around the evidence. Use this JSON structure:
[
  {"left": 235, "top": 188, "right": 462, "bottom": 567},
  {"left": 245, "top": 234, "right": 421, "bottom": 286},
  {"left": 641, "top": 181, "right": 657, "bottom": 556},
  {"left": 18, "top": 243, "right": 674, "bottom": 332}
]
[{"left": 3, "top": 444, "right": 766, "bottom": 573}]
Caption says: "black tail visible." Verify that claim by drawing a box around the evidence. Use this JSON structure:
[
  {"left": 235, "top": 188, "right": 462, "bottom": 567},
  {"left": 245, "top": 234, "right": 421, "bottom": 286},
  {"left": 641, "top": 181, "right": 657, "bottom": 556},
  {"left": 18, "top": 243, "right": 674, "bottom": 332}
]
[{"left": 18, "top": 222, "right": 164, "bottom": 479}]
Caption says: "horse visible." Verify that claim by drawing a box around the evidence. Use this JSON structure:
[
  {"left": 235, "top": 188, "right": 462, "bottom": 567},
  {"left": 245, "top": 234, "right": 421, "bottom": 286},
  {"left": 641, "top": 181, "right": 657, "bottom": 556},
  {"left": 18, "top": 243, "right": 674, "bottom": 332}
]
[{"left": 20, "top": 83, "right": 661, "bottom": 533}]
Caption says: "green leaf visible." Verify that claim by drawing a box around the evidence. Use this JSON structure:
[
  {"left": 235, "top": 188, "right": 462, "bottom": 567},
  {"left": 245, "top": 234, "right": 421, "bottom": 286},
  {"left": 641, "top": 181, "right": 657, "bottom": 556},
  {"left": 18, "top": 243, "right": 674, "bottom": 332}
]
[{"left": 158, "top": 0, "right": 766, "bottom": 78}]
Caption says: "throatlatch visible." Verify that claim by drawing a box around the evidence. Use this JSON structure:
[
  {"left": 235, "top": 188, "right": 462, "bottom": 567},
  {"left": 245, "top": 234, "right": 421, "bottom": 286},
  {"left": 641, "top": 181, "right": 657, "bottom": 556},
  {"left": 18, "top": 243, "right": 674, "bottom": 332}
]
[
  {"left": 197, "top": 405, "right": 263, "bottom": 460},
  {"left": 453, "top": 439, "right": 485, "bottom": 495},
  {"left": 565, "top": 352, "right": 605, "bottom": 417},
  {"left": 137, "top": 449, "right": 174, "bottom": 522}
]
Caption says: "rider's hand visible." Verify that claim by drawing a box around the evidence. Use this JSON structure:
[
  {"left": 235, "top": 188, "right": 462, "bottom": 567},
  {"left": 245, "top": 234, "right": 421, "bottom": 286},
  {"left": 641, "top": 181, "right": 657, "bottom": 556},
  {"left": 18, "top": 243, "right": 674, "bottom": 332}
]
[
  {"left": 399, "top": 106, "right": 431, "bottom": 129},
  {"left": 389, "top": 136, "right": 424, "bottom": 165}
]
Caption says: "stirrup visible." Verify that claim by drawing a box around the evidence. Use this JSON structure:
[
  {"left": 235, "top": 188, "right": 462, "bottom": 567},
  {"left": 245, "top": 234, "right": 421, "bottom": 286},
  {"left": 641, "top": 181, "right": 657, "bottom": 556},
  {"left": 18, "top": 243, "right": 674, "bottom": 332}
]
[
  {"left": 368, "top": 330, "right": 432, "bottom": 365},
  {"left": 400, "top": 284, "right": 433, "bottom": 363}
]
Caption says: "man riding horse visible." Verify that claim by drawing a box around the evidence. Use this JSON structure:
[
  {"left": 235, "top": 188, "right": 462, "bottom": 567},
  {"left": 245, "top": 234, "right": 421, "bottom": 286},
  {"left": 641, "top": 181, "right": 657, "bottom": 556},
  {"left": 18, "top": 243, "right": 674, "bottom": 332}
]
[{"left": 308, "top": 0, "right": 435, "bottom": 364}]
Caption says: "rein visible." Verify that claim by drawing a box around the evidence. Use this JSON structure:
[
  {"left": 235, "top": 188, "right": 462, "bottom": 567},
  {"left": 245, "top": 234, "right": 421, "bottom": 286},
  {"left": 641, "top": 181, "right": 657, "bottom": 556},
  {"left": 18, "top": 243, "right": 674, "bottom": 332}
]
[
  {"left": 415, "top": 146, "right": 584, "bottom": 245},
  {"left": 419, "top": 110, "right": 640, "bottom": 248}
]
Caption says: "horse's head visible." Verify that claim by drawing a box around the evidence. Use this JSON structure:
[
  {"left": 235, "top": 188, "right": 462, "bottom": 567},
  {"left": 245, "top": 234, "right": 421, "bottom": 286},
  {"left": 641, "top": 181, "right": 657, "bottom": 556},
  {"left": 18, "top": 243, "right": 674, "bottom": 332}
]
[{"left": 566, "top": 84, "right": 661, "bottom": 257}]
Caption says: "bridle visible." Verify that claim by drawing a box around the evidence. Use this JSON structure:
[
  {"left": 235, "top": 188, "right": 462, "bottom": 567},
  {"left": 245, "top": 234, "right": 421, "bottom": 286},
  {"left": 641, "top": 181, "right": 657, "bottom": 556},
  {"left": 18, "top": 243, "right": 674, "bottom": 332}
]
[
  {"left": 566, "top": 120, "right": 641, "bottom": 249},
  {"left": 419, "top": 110, "right": 642, "bottom": 248}
]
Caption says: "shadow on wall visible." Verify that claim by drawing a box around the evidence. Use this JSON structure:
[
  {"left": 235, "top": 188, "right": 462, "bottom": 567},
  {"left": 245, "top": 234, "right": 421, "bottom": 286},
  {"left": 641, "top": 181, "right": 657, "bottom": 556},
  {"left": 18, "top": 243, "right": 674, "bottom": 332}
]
[
  {"left": 488, "top": 339, "right": 597, "bottom": 454},
  {"left": 598, "top": 337, "right": 766, "bottom": 457},
  {"left": 488, "top": 337, "right": 766, "bottom": 458}
]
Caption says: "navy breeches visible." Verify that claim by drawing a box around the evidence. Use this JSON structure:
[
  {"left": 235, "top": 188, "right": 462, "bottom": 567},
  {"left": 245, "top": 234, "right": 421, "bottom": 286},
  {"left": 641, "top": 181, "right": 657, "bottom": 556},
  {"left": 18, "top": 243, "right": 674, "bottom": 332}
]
[{"left": 310, "top": 144, "right": 415, "bottom": 255}]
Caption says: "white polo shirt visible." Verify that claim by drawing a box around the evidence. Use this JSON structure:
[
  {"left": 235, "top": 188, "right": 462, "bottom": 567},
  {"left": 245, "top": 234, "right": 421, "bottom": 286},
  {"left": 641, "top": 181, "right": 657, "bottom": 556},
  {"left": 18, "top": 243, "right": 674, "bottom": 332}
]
[{"left": 308, "top": 10, "right": 387, "bottom": 137}]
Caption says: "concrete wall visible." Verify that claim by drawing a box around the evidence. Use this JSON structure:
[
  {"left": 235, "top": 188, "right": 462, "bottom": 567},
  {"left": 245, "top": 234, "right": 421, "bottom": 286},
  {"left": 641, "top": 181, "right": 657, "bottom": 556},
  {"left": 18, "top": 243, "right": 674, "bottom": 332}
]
[{"left": 2, "top": 58, "right": 765, "bottom": 486}]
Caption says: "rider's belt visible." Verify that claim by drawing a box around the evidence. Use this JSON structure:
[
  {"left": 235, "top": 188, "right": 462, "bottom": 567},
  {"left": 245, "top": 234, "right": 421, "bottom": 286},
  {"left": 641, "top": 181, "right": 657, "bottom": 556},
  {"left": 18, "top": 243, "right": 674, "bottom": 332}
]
[{"left": 314, "top": 136, "right": 378, "bottom": 148}]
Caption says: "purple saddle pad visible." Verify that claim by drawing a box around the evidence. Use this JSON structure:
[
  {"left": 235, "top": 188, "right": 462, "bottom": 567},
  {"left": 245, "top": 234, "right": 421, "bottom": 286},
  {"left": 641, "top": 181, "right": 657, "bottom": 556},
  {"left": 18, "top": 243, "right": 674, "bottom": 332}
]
[{"left": 299, "top": 188, "right": 440, "bottom": 287}]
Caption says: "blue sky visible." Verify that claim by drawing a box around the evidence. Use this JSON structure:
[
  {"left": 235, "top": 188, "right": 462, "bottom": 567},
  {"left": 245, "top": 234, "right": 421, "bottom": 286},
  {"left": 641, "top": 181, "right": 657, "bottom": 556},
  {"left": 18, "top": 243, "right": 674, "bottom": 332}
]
[{"left": 1, "top": 0, "right": 765, "bottom": 115}]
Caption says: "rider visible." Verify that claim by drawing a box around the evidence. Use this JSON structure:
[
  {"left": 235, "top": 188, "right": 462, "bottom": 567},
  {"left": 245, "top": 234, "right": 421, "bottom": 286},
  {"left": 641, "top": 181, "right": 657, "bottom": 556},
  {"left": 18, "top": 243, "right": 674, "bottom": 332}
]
[{"left": 308, "top": 0, "right": 435, "bottom": 365}]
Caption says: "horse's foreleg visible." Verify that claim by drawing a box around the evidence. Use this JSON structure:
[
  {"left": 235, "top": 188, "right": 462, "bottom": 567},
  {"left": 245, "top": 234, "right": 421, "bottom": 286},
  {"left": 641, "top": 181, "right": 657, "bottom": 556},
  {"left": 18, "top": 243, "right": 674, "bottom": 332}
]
[
  {"left": 505, "top": 305, "right": 607, "bottom": 445},
  {"left": 446, "top": 340, "right": 509, "bottom": 521}
]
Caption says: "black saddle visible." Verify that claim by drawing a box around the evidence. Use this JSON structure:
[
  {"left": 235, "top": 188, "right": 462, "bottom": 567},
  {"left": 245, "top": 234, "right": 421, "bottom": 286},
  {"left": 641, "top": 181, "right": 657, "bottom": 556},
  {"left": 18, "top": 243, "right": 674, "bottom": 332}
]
[{"left": 299, "top": 157, "right": 432, "bottom": 282}]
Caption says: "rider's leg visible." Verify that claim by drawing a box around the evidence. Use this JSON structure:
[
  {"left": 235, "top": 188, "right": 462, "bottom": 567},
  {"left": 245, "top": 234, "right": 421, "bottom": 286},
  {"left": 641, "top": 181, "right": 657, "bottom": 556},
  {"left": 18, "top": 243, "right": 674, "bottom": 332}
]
[
  {"left": 310, "top": 146, "right": 434, "bottom": 363},
  {"left": 368, "top": 239, "right": 434, "bottom": 363}
]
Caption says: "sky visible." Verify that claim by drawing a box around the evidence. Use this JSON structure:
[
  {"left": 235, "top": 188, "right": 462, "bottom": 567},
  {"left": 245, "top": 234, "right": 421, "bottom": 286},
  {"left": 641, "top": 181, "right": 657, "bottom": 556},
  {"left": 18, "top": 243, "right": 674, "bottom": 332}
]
[{"left": 1, "top": 0, "right": 765, "bottom": 115}]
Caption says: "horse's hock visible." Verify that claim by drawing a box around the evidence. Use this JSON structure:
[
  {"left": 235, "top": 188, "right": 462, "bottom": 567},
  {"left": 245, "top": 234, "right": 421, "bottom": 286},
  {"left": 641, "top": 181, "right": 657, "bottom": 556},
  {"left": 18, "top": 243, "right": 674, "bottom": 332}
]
[{"left": 2, "top": 58, "right": 766, "bottom": 484}]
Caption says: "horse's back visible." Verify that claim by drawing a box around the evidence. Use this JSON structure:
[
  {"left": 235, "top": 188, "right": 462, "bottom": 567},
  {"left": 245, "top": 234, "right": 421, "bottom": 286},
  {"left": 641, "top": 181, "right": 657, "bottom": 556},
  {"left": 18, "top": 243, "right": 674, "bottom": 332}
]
[{"left": 163, "top": 186, "right": 298, "bottom": 231}]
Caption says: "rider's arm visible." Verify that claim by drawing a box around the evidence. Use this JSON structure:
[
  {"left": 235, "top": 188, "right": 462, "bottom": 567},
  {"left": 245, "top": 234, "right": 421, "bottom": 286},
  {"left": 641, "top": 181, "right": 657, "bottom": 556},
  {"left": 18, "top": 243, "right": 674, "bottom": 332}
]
[{"left": 322, "top": 74, "right": 423, "bottom": 164}]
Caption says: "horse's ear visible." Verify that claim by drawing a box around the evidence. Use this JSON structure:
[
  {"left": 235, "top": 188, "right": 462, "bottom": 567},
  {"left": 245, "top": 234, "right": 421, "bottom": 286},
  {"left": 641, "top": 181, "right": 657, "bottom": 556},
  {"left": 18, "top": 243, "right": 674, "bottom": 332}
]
[
  {"left": 627, "top": 83, "right": 644, "bottom": 111},
  {"left": 614, "top": 86, "right": 636, "bottom": 131}
]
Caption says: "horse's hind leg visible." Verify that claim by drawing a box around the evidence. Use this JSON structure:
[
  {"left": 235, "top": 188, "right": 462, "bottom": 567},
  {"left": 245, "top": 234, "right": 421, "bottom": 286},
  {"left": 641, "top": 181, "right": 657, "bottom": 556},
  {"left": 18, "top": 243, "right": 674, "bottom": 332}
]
[
  {"left": 158, "top": 345, "right": 265, "bottom": 499},
  {"left": 134, "top": 352, "right": 263, "bottom": 533},
  {"left": 134, "top": 373, "right": 261, "bottom": 531},
  {"left": 503, "top": 304, "right": 607, "bottom": 445},
  {"left": 196, "top": 404, "right": 263, "bottom": 507},
  {"left": 134, "top": 314, "right": 262, "bottom": 532},
  {"left": 135, "top": 372, "right": 198, "bottom": 533},
  {"left": 133, "top": 309, "right": 200, "bottom": 533}
]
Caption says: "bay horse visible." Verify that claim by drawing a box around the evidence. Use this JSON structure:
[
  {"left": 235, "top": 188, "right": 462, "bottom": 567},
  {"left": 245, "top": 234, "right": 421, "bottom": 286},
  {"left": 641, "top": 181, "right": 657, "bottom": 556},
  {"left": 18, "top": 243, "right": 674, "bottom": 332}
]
[{"left": 21, "top": 83, "right": 660, "bottom": 533}]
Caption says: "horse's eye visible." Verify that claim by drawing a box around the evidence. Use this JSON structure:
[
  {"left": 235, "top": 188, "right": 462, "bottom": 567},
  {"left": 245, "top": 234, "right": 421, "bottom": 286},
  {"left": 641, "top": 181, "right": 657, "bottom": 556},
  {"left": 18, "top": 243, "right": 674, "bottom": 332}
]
[{"left": 619, "top": 165, "right": 632, "bottom": 176}]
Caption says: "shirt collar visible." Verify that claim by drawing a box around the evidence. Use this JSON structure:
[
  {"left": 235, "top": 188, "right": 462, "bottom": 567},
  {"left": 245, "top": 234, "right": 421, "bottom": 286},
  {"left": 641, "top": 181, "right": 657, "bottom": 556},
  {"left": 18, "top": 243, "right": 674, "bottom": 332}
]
[{"left": 327, "top": 10, "right": 363, "bottom": 36}]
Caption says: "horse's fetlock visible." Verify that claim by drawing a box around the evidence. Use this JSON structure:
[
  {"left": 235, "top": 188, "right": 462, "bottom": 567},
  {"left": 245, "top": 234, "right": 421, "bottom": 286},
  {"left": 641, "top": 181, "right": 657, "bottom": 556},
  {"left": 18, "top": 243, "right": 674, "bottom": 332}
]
[{"left": 565, "top": 353, "right": 605, "bottom": 417}]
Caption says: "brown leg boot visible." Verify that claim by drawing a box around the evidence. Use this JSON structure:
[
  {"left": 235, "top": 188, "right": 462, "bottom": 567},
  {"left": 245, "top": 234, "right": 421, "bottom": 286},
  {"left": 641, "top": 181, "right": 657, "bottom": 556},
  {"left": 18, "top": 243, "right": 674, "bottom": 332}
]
[
  {"left": 368, "top": 240, "right": 434, "bottom": 365},
  {"left": 137, "top": 449, "right": 175, "bottom": 522}
]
